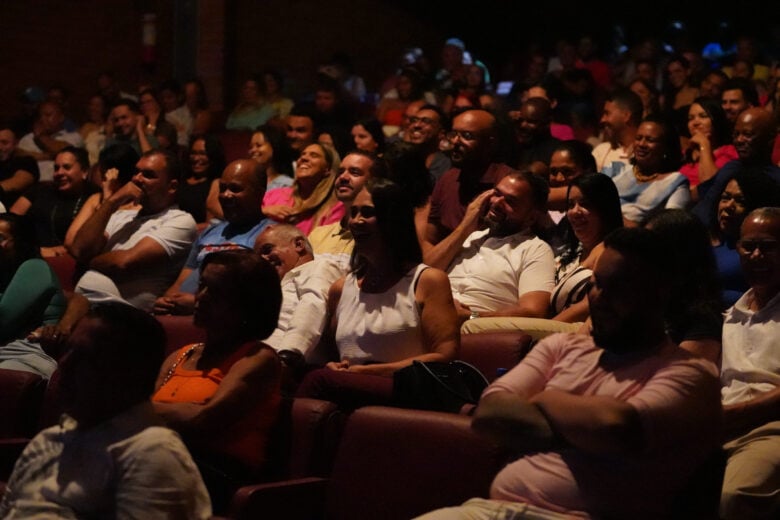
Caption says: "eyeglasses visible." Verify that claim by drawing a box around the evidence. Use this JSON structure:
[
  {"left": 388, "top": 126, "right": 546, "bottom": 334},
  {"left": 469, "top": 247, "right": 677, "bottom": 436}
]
[
  {"left": 408, "top": 116, "right": 437, "bottom": 126},
  {"left": 350, "top": 205, "right": 376, "bottom": 219},
  {"left": 737, "top": 239, "right": 780, "bottom": 255},
  {"left": 446, "top": 130, "right": 479, "bottom": 142}
]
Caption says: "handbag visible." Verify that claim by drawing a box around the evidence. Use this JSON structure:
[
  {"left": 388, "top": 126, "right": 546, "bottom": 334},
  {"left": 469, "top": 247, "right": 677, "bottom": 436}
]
[{"left": 392, "top": 360, "right": 490, "bottom": 414}]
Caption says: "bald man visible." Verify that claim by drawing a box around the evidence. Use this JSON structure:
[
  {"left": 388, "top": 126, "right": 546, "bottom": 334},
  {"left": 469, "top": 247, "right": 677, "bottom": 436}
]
[
  {"left": 693, "top": 107, "right": 780, "bottom": 230},
  {"left": 719, "top": 207, "right": 780, "bottom": 519},
  {"left": 153, "top": 159, "right": 272, "bottom": 315},
  {"left": 423, "top": 108, "right": 516, "bottom": 270}
]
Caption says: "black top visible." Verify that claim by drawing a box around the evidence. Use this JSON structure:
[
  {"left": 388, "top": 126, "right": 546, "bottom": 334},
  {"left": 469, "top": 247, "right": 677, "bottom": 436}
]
[
  {"left": 178, "top": 179, "right": 212, "bottom": 224},
  {"left": 0, "top": 153, "right": 40, "bottom": 207},
  {"left": 26, "top": 182, "right": 98, "bottom": 247}
]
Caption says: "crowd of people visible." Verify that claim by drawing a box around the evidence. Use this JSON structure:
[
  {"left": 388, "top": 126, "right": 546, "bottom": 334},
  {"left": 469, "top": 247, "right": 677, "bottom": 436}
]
[{"left": 1, "top": 29, "right": 780, "bottom": 519}]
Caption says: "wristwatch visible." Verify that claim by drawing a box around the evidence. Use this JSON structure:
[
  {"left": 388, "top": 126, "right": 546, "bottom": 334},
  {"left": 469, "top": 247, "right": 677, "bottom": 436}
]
[{"left": 469, "top": 310, "right": 480, "bottom": 320}]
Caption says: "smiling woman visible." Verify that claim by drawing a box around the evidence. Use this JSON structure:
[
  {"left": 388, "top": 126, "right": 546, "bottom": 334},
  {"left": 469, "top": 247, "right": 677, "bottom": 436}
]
[
  {"left": 295, "top": 178, "right": 459, "bottom": 409},
  {"left": 178, "top": 134, "right": 225, "bottom": 224},
  {"left": 9, "top": 146, "right": 98, "bottom": 257},
  {"left": 261, "top": 142, "right": 344, "bottom": 236},
  {"left": 603, "top": 115, "right": 691, "bottom": 226}
]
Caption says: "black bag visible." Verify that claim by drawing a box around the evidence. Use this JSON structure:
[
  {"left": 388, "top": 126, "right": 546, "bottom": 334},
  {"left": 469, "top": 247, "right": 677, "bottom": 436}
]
[{"left": 391, "top": 360, "right": 490, "bottom": 414}]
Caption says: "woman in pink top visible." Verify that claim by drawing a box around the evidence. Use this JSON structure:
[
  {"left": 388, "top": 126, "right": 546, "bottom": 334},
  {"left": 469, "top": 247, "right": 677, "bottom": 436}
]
[
  {"left": 261, "top": 142, "right": 344, "bottom": 236},
  {"left": 680, "top": 97, "right": 738, "bottom": 200}
]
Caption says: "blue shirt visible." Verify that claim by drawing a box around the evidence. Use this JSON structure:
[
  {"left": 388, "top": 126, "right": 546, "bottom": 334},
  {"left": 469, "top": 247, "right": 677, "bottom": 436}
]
[{"left": 180, "top": 218, "right": 271, "bottom": 293}]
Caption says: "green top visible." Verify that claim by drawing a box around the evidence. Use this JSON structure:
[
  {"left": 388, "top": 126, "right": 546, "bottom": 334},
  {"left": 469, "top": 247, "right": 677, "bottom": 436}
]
[{"left": 0, "top": 259, "right": 66, "bottom": 343}]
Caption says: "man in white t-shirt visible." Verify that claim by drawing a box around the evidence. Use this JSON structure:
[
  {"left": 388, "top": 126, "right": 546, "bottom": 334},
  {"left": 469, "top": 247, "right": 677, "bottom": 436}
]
[
  {"left": 17, "top": 100, "right": 84, "bottom": 182},
  {"left": 591, "top": 88, "right": 642, "bottom": 177},
  {"left": 447, "top": 170, "right": 555, "bottom": 323},
  {"left": 69, "top": 149, "right": 197, "bottom": 312},
  {"left": 719, "top": 207, "right": 780, "bottom": 520}
]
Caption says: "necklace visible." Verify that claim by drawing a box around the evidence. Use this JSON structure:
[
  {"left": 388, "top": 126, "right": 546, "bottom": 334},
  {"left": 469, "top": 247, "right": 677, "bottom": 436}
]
[
  {"left": 160, "top": 343, "right": 202, "bottom": 387},
  {"left": 633, "top": 169, "right": 659, "bottom": 183}
]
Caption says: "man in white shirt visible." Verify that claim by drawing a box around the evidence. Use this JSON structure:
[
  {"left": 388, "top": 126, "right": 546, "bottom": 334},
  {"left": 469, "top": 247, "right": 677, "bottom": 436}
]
[
  {"left": 256, "top": 223, "right": 341, "bottom": 362},
  {"left": 719, "top": 207, "right": 780, "bottom": 520},
  {"left": 0, "top": 302, "right": 212, "bottom": 519},
  {"left": 18, "top": 100, "right": 84, "bottom": 182},
  {"left": 591, "top": 88, "right": 642, "bottom": 177},
  {"left": 69, "top": 149, "right": 197, "bottom": 312},
  {"left": 447, "top": 170, "right": 555, "bottom": 323}
]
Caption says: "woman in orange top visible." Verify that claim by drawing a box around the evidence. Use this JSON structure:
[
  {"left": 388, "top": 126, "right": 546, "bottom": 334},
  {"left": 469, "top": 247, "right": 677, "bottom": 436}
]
[{"left": 153, "top": 249, "right": 282, "bottom": 512}]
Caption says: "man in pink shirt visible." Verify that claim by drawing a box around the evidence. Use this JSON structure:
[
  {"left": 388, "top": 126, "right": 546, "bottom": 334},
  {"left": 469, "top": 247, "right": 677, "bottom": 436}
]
[{"left": 417, "top": 227, "right": 722, "bottom": 519}]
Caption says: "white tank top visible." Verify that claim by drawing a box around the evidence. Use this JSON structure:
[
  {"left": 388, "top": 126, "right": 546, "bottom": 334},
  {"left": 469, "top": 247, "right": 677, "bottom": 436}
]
[{"left": 336, "top": 264, "right": 429, "bottom": 364}]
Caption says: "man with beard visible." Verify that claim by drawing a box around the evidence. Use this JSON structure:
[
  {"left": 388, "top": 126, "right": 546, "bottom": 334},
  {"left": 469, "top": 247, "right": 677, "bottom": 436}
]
[
  {"left": 307, "top": 150, "right": 385, "bottom": 272},
  {"left": 591, "top": 88, "right": 643, "bottom": 177},
  {"left": 153, "top": 159, "right": 271, "bottom": 315},
  {"left": 402, "top": 103, "right": 451, "bottom": 182},
  {"left": 422, "top": 108, "right": 515, "bottom": 269},
  {"left": 693, "top": 108, "right": 780, "bottom": 230},
  {"left": 68, "top": 149, "right": 197, "bottom": 312},
  {"left": 446, "top": 171, "right": 555, "bottom": 322},
  {"left": 416, "top": 227, "right": 721, "bottom": 520},
  {"left": 104, "top": 99, "right": 158, "bottom": 156},
  {"left": 719, "top": 207, "right": 780, "bottom": 519}
]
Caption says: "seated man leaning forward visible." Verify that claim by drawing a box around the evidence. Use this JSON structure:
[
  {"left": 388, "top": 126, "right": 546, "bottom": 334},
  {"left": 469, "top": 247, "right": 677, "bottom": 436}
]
[
  {"left": 153, "top": 159, "right": 271, "bottom": 315},
  {"left": 68, "top": 149, "right": 197, "bottom": 312},
  {"left": 416, "top": 227, "right": 722, "bottom": 520},
  {"left": 0, "top": 302, "right": 211, "bottom": 519},
  {"left": 719, "top": 207, "right": 780, "bottom": 520},
  {"left": 255, "top": 224, "right": 342, "bottom": 362},
  {"left": 446, "top": 170, "right": 555, "bottom": 323}
]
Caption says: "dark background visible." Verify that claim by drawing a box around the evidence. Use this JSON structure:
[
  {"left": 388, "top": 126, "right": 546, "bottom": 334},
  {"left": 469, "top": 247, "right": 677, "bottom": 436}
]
[{"left": 1, "top": 0, "right": 776, "bottom": 124}]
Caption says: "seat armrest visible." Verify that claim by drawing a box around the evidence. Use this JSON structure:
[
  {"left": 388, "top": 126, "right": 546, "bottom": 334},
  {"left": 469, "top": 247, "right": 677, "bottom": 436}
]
[{"left": 229, "top": 477, "right": 328, "bottom": 520}]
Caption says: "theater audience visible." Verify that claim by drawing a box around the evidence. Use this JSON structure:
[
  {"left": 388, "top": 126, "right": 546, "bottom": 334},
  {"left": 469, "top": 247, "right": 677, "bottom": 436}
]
[
  {"left": 463, "top": 172, "right": 622, "bottom": 338},
  {"left": 422, "top": 108, "right": 515, "bottom": 269},
  {"left": 153, "top": 249, "right": 282, "bottom": 513},
  {"left": 416, "top": 228, "right": 722, "bottom": 520},
  {"left": 693, "top": 107, "right": 780, "bottom": 231},
  {"left": 307, "top": 149, "right": 386, "bottom": 271},
  {"left": 0, "top": 302, "right": 212, "bottom": 519},
  {"left": 296, "top": 178, "right": 458, "bottom": 407}
]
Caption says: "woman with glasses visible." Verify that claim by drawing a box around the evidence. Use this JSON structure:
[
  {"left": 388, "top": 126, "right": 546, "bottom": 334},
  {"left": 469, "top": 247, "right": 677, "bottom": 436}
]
[{"left": 296, "top": 178, "right": 458, "bottom": 408}]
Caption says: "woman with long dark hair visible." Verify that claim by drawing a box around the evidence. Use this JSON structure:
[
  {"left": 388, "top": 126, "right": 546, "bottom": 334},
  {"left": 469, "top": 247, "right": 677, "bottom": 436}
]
[{"left": 296, "top": 178, "right": 458, "bottom": 408}]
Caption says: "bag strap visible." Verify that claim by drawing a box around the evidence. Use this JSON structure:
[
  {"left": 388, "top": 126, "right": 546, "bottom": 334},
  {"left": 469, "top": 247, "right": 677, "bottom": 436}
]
[{"left": 413, "top": 360, "right": 479, "bottom": 404}]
